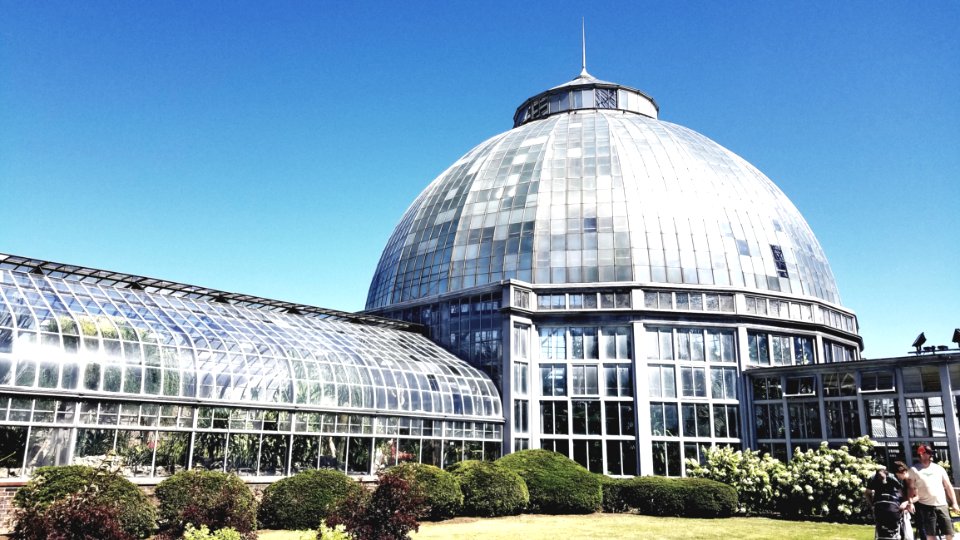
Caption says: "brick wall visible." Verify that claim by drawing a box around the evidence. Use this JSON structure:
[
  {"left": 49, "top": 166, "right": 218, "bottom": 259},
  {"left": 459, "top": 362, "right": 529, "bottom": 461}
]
[{"left": 0, "top": 483, "right": 24, "bottom": 536}]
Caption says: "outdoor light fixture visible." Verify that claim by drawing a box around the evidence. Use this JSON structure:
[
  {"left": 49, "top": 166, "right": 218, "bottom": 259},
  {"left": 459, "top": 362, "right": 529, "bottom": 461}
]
[
  {"left": 912, "top": 332, "right": 927, "bottom": 354},
  {"left": 953, "top": 328, "right": 960, "bottom": 349}
]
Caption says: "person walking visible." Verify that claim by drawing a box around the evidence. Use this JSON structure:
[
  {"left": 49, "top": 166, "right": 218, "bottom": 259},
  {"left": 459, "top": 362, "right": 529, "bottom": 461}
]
[{"left": 909, "top": 444, "right": 960, "bottom": 540}]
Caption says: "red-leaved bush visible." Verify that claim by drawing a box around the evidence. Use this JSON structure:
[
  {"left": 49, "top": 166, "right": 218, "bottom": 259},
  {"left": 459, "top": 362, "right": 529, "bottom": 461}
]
[
  {"left": 327, "top": 471, "right": 425, "bottom": 540},
  {"left": 15, "top": 493, "right": 133, "bottom": 540}
]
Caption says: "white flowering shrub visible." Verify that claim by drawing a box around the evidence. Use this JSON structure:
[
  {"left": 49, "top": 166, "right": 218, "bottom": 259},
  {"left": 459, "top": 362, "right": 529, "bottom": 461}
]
[
  {"left": 686, "top": 445, "right": 785, "bottom": 514},
  {"left": 688, "top": 437, "right": 881, "bottom": 522},
  {"left": 774, "top": 436, "right": 880, "bottom": 523},
  {"left": 316, "top": 520, "right": 351, "bottom": 540}
]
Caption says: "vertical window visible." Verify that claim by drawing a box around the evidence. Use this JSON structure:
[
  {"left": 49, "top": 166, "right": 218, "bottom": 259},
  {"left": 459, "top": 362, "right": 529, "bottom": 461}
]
[
  {"left": 539, "top": 328, "right": 566, "bottom": 359},
  {"left": 680, "top": 367, "right": 707, "bottom": 397},
  {"left": 513, "top": 400, "right": 529, "bottom": 433},
  {"left": 650, "top": 403, "right": 679, "bottom": 436},
  {"left": 571, "top": 365, "right": 599, "bottom": 395},
  {"left": 754, "top": 403, "right": 785, "bottom": 439},
  {"left": 788, "top": 402, "right": 822, "bottom": 439},
  {"left": 713, "top": 404, "right": 739, "bottom": 438},
  {"left": 748, "top": 332, "right": 769, "bottom": 366},
  {"left": 606, "top": 365, "right": 634, "bottom": 397},
  {"left": 825, "top": 401, "right": 860, "bottom": 439},
  {"left": 866, "top": 398, "right": 900, "bottom": 438},
  {"left": 647, "top": 366, "right": 677, "bottom": 397},
  {"left": 681, "top": 403, "right": 711, "bottom": 437},
  {"left": 513, "top": 363, "right": 528, "bottom": 395},
  {"left": 711, "top": 367, "right": 738, "bottom": 399},
  {"left": 793, "top": 336, "right": 814, "bottom": 364},
  {"left": 571, "top": 400, "right": 601, "bottom": 435},
  {"left": 513, "top": 324, "right": 529, "bottom": 359},
  {"left": 540, "top": 402, "right": 569, "bottom": 435},
  {"left": 652, "top": 441, "right": 681, "bottom": 476},
  {"left": 540, "top": 365, "right": 566, "bottom": 396},
  {"left": 605, "top": 402, "right": 636, "bottom": 436}
]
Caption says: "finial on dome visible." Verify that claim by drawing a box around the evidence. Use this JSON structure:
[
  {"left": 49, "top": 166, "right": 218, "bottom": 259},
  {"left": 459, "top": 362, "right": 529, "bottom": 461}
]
[{"left": 579, "top": 18, "right": 591, "bottom": 78}]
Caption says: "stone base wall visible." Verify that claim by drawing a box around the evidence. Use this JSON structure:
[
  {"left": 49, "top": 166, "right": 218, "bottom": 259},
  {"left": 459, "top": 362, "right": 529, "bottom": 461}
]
[{"left": 0, "top": 484, "right": 24, "bottom": 537}]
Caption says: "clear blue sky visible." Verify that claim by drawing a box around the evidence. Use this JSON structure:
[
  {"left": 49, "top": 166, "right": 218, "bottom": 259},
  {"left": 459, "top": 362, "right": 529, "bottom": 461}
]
[{"left": 1, "top": 1, "right": 957, "bottom": 359}]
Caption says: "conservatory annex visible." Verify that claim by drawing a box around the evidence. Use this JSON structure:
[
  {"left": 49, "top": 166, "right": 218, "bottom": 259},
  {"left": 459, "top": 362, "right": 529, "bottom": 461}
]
[{"left": 0, "top": 254, "right": 503, "bottom": 482}]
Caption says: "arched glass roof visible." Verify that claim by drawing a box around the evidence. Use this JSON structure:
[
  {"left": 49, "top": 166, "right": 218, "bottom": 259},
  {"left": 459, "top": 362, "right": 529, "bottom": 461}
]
[
  {"left": 367, "top": 75, "right": 840, "bottom": 309},
  {"left": 0, "top": 261, "right": 502, "bottom": 422}
]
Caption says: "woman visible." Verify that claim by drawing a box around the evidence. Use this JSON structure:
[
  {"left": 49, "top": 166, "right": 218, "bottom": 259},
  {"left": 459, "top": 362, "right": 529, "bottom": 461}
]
[{"left": 868, "top": 463, "right": 915, "bottom": 540}]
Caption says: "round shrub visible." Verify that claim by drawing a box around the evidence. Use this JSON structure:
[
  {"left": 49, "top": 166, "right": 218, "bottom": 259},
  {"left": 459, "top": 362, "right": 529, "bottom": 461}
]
[
  {"left": 154, "top": 470, "right": 257, "bottom": 539},
  {"left": 384, "top": 463, "right": 463, "bottom": 520},
  {"left": 447, "top": 460, "right": 528, "bottom": 517},
  {"left": 15, "top": 492, "right": 134, "bottom": 540},
  {"left": 258, "top": 468, "right": 361, "bottom": 530},
  {"left": 618, "top": 476, "right": 737, "bottom": 518},
  {"left": 13, "top": 465, "right": 156, "bottom": 538},
  {"left": 497, "top": 450, "right": 601, "bottom": 514}
]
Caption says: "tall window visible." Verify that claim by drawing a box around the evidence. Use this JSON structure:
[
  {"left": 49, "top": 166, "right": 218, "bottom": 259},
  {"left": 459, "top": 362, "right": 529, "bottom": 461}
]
[
  {"left": 604, "top": 365, "right": 633, "bottom": 397},
  {"left": 826, "top": 400, "right": 859, "bottom": 439},
  {"left": 571, "top": 366, "right": 599, "bottom": 396},
  {"left": 711, "top": 367, "right": 738, "bottom": 399},
  {"left": 680, "top": 367, "right": 707, "bottom": 398},
  {"left": 866, "top": 398, "right": 900, "bottom": 438},
  {"left": 540, "top": 365, "right": 566, "bottom": 396},
  {"left": 539, "top": 328, "right": 566, "bottom": 359},
  {"left": 647, "top": 365, "right": 676, "bottom": 398}
]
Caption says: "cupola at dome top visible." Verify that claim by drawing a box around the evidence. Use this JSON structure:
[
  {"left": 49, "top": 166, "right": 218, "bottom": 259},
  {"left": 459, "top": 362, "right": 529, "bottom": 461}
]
[{"left": 513, "top": 72, "right": 659, "bottom": 128}]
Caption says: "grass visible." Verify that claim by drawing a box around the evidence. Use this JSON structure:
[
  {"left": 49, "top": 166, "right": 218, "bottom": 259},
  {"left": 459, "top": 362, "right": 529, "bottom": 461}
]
[{"left": 258, "top": 513, "right": 874, "bottom": 540}]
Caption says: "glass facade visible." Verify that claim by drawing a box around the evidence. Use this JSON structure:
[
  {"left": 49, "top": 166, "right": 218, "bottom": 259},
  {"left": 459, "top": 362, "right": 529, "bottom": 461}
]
[
  {"left": 0, "top": 263, "right": 503, "bottom": 479},
  {"left": 364, "top": 71, "right": 869, "bottom": 479}
]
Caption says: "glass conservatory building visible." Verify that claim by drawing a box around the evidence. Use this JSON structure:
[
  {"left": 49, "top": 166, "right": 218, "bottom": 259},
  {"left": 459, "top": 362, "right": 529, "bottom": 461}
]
[
  {"left": 365, "top": 68, "right": 869, "bottom": 476},
  {"left": 0, "top": 254, "right": 502, "bottom": 481}
]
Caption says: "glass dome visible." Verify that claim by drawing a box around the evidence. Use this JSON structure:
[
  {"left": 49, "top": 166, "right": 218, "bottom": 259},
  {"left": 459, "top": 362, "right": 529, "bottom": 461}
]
[{"left": 367, "top": 74, "right": 840, "bottom": 309}]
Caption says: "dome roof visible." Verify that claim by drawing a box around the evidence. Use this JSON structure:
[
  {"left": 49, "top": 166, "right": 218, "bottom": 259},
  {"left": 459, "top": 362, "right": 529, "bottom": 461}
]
[{"left": 366, "top": 74, "right": 840, "bottom": 309}]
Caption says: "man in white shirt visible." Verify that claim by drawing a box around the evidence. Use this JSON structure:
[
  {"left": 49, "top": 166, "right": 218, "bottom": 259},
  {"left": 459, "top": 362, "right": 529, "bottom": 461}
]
[{"left": 909, "top": 444, "right": 960, "bottom": 540}]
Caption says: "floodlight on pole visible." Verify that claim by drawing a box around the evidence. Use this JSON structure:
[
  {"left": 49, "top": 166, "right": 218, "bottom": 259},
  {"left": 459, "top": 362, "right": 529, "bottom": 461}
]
[{"left": 912, "top": 332, "right": 927, "bottom": 354}]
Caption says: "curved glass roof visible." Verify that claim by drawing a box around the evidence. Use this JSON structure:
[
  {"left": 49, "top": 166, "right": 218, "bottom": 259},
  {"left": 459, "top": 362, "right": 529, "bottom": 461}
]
[
  {"left": 0, "top": 263, "right": 502, "bottom": 422},
  {"left": 367, "top": 75, "right": 840, "bottom": 309}
]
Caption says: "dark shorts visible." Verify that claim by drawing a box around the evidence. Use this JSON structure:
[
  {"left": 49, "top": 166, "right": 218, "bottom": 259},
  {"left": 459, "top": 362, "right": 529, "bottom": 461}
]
[{"left": 916, "top": 503, "right": 952, "bottom": 537}]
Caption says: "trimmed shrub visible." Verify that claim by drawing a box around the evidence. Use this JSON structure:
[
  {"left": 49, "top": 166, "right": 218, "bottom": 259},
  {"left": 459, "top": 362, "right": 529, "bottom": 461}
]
[
  {"left": 327, "top": 470, "right": 423, "bottom": 540},
  {"left": 13, "top": 465, "right": 156, "bottom": 539},
  {"left": 617, "top": 476, "right": 737, "bottom": 518},
  {"left": 497, "top": 449, "right": 601, "bottom": 514},
  {"left": 447, "top": 460, "right": 528, "bottom": 517},
  {"left": 14, "top": 492, "right": 133, "bottom": 540},
  {"left": 384, "top": 463, "right": 462, "bottom": 520},
  {"left": 598, "top": 476, "right": 629, "bottom": 513},
  {"left": 154, "top": 470, "right": 257, "bottom": 540},
  {"left": 258, "top": 468, "right": 361, "bottom": 530}
]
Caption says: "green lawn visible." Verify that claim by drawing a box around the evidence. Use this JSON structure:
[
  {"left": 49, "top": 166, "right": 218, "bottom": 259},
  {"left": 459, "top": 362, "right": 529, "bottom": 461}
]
[{"left": 259, "top": 513, "right": 874, "bottom": 540}]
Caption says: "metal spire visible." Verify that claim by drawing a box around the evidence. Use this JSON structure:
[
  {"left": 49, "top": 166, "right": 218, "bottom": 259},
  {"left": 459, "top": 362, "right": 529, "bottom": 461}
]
[{"left": 579, "top": 18, "right": 591, "bottom": 78}]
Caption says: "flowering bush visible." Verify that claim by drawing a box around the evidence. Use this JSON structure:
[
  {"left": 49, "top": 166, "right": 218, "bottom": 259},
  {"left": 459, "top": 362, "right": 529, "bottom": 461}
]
[
  {"left": 686, "top": 445, "right": 785, "bottom": 514},
  {"left": 774, "top": 436, "right": 879, "bottom": 522},
  {"left": 183, "top": 524, "right": 243, "bottom": 540},
  {"left": 688, "top": 437, "right": 880, "bottom": 522}
]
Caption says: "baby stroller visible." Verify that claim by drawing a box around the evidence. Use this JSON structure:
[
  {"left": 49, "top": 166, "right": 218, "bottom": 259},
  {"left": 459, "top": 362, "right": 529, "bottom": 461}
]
[{"left": 869, "top": 470, "right": 905, "bottom": 540}]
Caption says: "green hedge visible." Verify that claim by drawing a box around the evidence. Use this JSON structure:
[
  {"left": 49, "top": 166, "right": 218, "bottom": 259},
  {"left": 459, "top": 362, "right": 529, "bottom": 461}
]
[
  {"left": 385, "top": 463, "right": 463, "bottom": 520},
  {"left": 154, "top": 470, "right": 257, "bottom": 538},
  {"left": 13, "top": 465, "right": 156, "bottom": 538},
  {"left": 447, "top": 460, "right": 528, "bottom": 517},
  {"left": 598, "top": 476, "right": 630, "bottom": 513},
  {"left": 258, "top": 469, "right": 362, "bottom": 530},
  {"left": 617, "top": 476, "right": 738, "bottom": 518},
  {"left": 497, "top": 450, "right": 602, "bottom": 514}
]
